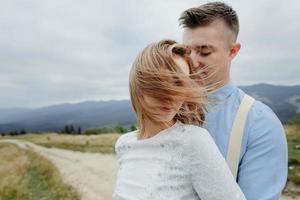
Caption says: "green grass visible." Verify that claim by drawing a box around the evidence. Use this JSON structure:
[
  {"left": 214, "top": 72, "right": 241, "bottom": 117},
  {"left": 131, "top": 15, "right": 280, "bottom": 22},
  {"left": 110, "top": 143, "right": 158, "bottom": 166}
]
[
  {"left": 285, "top": 124, "right": 300, "bottom": 186},
  {"left": 0, "top": 143, "right": 80, "bottom": 200}
]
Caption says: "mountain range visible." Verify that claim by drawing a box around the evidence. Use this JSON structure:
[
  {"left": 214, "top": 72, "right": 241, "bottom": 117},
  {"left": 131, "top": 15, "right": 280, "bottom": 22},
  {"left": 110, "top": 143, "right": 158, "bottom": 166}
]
[{"left": 0, "top": 83, "right": 299, "bottom": 133}]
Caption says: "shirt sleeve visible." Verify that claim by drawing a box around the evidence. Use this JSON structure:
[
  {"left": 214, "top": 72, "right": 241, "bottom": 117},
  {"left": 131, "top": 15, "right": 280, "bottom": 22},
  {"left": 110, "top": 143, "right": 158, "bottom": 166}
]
[
  {"left": 189, "top": 126, "right": 246, "bottom": 200},
  {"left": 237, "top": 102, "right": 288, "bottom": 200},
  {"left": 114, "top": 133, "right": 129, "bottom": 160}
]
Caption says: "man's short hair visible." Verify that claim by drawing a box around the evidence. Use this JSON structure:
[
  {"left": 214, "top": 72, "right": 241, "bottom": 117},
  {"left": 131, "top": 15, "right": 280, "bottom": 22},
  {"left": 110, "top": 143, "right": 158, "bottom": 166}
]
[{"left": 179, "top": 2, "right": 239, "bottom": 42}]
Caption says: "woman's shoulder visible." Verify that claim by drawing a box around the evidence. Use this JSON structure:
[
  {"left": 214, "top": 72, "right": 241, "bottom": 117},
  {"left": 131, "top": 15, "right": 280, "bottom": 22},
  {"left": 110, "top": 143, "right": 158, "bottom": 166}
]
[
  {"left": 115, "top": 131, "right": 137, "bottom": 147},
  {"left": 179, "top": 123, "right": 215, "bottom": 147},
  {"left": 181, "top": 123, "right": 210, "bottom": 138},
  {"left": 180, "top": 124, "right": 223, "bottom": 167},
  {"left": 114, "top": 131, "right": 137, "bottom": 155}
]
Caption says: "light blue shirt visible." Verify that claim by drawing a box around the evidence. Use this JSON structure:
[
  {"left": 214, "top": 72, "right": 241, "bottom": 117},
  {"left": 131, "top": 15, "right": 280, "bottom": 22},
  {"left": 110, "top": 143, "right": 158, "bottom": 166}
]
[{"left": 204, "top": 81, "right": 288, "bottom": 200}]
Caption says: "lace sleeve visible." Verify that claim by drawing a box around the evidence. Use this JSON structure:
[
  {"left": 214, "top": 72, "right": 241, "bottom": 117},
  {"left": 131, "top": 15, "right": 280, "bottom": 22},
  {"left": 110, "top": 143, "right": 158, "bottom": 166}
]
[{"left": 188, "top": 127, "right": 246, "bottom": 200}]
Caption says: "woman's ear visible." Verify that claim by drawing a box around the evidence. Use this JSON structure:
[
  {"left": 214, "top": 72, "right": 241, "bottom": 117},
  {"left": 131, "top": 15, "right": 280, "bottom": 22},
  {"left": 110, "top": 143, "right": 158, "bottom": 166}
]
[{"left": 229, "top": 43, "right": 241, "bottom": 59}]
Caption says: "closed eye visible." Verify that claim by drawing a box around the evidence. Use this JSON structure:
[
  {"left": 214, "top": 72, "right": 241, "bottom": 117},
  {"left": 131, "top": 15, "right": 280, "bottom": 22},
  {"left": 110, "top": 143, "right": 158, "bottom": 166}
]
[
  {"left": 194, "top": 45, "right": 214, "bottom": 57},
  {"left": 196, "top": 50, "right": 212, "bottom": 57},
  {"left": 200, "top": 52, "right": 211, "bottom": 56}
]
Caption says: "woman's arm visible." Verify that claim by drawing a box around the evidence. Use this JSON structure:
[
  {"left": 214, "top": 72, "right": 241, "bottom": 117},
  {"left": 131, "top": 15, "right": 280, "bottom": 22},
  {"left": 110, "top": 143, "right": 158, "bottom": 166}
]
[{"left": 189, "top": 127, "right": 246, "bottom": 200}]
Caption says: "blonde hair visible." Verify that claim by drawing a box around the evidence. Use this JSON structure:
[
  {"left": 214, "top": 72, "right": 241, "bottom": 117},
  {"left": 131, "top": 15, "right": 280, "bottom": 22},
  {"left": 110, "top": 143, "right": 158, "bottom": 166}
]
[{"left": 129, "top": 39, "right": 209, "bottom": 139}]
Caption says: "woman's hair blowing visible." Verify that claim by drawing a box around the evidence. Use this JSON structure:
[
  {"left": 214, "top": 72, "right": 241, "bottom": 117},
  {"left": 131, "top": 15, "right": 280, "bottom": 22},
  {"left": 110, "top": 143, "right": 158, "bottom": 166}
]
[{"left": 129, "top": 39, "right": 209, "bottom": 138}]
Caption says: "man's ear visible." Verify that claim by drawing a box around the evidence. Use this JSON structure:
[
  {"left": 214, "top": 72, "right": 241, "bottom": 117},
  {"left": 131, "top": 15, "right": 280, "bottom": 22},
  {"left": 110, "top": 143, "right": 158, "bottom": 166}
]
[{"left": 229, "top": 43, "right": 241, "bottom": 59}]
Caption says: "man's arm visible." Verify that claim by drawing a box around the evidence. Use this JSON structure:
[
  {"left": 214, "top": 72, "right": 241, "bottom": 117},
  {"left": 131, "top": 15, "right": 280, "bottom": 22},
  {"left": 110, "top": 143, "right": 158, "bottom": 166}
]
[{"left": 237, "top": 102, "right": 288, "bottom": 200}]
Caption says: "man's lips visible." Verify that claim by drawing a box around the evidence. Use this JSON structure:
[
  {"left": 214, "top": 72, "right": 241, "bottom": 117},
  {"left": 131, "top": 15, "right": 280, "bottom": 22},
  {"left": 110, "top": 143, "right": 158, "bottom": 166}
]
[{"left": 194, "top": 71, "right": 209, "bottom": 80}]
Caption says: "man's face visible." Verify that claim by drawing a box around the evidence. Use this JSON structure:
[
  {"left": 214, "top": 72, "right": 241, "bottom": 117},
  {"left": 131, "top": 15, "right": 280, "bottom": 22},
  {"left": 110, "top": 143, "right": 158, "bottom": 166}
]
[{"left": 182, "top": 20, "right": 234, "bottom": 87}]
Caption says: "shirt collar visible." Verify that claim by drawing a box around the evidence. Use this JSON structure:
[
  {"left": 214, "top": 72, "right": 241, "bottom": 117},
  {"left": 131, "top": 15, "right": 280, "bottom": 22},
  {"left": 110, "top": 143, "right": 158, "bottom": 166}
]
[{"left": 210, "top": 80, "right": 237, "bottom": 100}]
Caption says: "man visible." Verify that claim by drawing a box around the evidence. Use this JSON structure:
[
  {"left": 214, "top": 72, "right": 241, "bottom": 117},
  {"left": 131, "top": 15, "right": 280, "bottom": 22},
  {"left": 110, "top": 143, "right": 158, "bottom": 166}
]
[{"left": 179, "top": 2, "right": 288, "bottom": 200}]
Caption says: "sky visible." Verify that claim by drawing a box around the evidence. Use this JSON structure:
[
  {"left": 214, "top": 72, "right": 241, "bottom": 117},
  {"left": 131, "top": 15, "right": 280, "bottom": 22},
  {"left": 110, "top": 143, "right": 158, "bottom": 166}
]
[{"left": 0, "top": 0, "right": 299, "bottom": 108}]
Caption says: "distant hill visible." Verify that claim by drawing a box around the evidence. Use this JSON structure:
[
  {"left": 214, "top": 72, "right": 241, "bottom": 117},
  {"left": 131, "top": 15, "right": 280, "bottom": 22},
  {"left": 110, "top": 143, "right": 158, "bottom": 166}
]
[
  {"left": 0, "top": 83, "right": 299, "bottom": 133},
  {"left": 0, "top": 100, "right": 135, "bottom": 133},
  {"left": 240, "top": 83, "right": 300, "bottom": 123}
]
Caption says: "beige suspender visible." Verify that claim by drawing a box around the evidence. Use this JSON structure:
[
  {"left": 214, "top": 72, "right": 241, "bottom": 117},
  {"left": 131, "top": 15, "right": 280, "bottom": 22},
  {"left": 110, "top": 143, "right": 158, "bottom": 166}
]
[{"left": 226, "top": 94, "right": 254, "bottom": 179}]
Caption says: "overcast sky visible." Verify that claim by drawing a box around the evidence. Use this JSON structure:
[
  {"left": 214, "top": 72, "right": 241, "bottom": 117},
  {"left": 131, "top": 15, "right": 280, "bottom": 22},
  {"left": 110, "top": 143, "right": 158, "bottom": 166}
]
[{"left": 0, "top": 0, "right": 299, "bottom": 108}]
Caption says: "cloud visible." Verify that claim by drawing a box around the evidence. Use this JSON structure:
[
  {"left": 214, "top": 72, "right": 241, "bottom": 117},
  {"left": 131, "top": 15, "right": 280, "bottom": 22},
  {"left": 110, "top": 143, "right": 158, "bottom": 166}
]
[{"left": 0, "top": 0, "right": 299, "bottom": 108}]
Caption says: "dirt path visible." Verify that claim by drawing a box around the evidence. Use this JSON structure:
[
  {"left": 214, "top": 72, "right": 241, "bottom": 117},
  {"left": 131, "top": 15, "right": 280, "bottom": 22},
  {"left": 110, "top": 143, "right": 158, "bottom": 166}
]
[
  {"left": 0, "top": 139, "right": 297, "bottom": 200},
  {"left": 0, "top": 139, "right": 118, "bottom": 200}
]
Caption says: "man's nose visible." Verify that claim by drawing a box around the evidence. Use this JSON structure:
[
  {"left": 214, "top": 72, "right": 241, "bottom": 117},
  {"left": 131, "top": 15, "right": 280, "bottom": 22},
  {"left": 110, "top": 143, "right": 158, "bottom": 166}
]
[
  {"left": 194, "top": 61, "right": 206, "bottom": 69},
  {"left": 191, "top": 51, "right": 206, "bottom": 69},
  {"left": 191, "top": 55, "right": 204, "bottom": 68}
]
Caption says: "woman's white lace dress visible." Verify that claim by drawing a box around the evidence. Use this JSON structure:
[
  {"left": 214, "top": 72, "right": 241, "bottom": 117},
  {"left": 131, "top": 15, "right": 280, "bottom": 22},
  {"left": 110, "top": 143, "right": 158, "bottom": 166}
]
[{"left": 113, "top": 121, "right": 246, "bottom": 200}]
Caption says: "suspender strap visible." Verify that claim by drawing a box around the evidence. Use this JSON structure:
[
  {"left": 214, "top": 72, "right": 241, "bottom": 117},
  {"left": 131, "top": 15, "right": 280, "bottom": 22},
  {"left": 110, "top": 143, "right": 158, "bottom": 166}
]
[{"left": 226, "top": 94, "right": 254, "bottom": 179}]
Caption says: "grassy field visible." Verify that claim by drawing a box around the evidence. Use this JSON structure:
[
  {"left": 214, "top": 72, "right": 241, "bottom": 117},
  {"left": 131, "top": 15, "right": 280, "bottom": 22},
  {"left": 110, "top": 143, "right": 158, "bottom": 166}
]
[
  {"left": 285, "top": 122, "right": 300, "bottom": 195},
  {"left": 1, "top": 124, "right": 299, "bottom": 196},
  {"left": 0, "top": 143, "right": 80, "bottom": 200},
  {"left": 0, "top": 133, "right": 121, "bottom": 154}
]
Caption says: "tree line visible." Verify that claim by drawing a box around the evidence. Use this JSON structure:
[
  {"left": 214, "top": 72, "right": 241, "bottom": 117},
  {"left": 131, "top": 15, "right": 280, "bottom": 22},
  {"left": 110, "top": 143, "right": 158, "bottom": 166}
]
[{"left": 0, "top": 124, "right": 137, "bottom": 136}]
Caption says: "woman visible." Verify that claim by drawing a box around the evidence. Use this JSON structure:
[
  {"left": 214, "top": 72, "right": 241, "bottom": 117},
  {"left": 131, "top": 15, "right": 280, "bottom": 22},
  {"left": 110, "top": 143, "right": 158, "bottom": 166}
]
[{"left": 113, "top": 40, "right": 246, "bottom": 200}]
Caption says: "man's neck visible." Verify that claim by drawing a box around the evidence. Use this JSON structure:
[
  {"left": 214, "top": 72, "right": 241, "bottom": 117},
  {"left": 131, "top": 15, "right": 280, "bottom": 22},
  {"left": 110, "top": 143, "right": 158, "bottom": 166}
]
[
  {"left": 203, "top": 79, "right": 231, "bottom": 94},
  {"left": 214, "top": 78, "right": 230, "bottom": 90}
]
